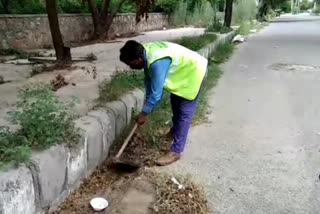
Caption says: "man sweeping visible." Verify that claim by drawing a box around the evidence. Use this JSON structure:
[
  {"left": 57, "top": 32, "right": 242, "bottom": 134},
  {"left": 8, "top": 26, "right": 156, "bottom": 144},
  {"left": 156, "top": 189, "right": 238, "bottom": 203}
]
[{"left": 119, "top": 40, "right": 207, "bottom": 166}]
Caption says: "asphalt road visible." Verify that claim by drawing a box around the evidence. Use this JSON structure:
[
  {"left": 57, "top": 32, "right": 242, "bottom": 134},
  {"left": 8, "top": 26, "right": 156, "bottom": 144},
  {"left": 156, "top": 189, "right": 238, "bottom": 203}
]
[{"left": 165, "top": 15, "right": 320, "bottom": 214}]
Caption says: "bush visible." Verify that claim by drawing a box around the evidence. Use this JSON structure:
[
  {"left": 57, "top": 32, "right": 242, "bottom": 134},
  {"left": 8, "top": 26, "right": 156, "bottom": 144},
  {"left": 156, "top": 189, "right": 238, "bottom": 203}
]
[
  {"left": 1, "top": 84, "right": 79, "bottom": 167},
  {"left": 153, "top": 0, "right": 180, "bottom": 14},
  {"left": 233, "top": 0, "right": 257, "bottom": 25},
  {"left": 238, "top": 21, "right": 251, "bottom": 35},
  {"left": 187, "top": 1, "right": 215, "bottom": 27},
  {"left": 174, "top": 34, "right": 217, "bottom": 51},
  {"left": 265, "top": 9, "right": 277, "bottom": 20},
  {"left": 312, "top": 7, "right": 320, "bottom": 15},
  {"left": 207, "top": 19, "right": 223, "bottom": 32},
  {"left": 171, "top": 1, "right": 188, "bottom": 26}
]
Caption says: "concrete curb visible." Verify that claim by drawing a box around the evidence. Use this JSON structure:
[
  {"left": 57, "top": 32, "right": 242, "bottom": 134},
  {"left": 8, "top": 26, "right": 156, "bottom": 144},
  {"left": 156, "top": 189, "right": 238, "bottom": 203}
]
[{"left": 0, "top": 32, "right": 236, "bottom": 214}]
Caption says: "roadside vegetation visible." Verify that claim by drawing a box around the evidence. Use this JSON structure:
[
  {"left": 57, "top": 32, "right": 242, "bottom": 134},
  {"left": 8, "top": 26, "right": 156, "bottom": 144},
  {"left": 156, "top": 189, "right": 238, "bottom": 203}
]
[{"left": 0, "top": 84, "right": 79, "bottom": 168}]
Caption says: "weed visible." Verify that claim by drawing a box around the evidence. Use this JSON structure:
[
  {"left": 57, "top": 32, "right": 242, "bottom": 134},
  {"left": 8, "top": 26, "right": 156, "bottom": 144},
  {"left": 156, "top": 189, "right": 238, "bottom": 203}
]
[
  {"left": 174, "top": 34, "right": 217, "bottom": 51},
  {"left": 86, "top": 53, "right": 98, "bottom": 61},
  {"left": 99, "top": 70, "right": 144, "bottom": 103},
  {"left": 0, "top": 84, "right": 79, "bottom": 167},
  {"left": 0, "top": 49, "right": 41, "bottom": 59}
]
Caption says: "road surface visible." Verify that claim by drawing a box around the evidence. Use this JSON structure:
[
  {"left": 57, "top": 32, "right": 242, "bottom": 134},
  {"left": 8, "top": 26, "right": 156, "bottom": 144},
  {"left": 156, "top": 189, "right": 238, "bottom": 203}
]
[{"left": 165, "top": 15, "right": 320, "bottom": 214}]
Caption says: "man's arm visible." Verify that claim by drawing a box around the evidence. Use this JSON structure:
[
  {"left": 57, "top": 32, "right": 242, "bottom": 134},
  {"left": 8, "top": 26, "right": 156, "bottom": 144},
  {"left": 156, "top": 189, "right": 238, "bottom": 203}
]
[
  {"left": 138, "top": 58, "right": 171, "bottom": 125},
  {"left": 142, "top": 57, "right": 171, "bottom": 114}
]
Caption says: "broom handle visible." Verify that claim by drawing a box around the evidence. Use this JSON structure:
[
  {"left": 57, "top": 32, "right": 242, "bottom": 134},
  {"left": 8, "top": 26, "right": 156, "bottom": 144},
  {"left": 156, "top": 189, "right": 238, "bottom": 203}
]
[{"left": 115, "top": 123, "right": 138, "bottom": 158}]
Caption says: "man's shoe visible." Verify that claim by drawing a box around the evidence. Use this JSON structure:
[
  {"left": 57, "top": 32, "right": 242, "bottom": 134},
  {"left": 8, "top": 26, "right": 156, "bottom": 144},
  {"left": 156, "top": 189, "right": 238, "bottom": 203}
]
[{"left": 156, "top": 151, "right": 181, "bottom": 166}]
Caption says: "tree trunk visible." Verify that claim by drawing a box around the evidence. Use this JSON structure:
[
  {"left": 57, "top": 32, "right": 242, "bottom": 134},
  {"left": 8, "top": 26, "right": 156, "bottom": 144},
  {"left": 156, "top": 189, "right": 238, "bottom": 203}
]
[
  {"left": 45, "top": 0, "right": 71, "bottom": 62},
  {"left": 87, "top": 0, "right": 126, "bottom": 40},
  {"left": 224, "top": 0, "right": 233, "bottom": 27}
]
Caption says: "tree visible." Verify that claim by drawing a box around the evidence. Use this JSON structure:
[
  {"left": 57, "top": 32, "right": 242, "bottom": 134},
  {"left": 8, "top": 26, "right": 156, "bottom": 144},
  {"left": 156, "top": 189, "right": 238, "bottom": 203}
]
[
  {"left": 45, "top": 0, "right": 71, "bottom": 62},
  {"left": 85, "top": 0, "right": 155, "bottom": 40},
  {"left": 224, "top": 0, "right": 233, "bottom": 27},
  {"left": 0, "top": 0, "right": 9, "bottom": 13}
]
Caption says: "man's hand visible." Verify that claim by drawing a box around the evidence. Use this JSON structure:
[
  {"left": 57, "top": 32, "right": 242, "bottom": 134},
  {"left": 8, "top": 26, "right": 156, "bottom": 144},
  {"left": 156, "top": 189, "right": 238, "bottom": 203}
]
[{"left": 137, "top": 112, "right": 148, "bottom": 126}]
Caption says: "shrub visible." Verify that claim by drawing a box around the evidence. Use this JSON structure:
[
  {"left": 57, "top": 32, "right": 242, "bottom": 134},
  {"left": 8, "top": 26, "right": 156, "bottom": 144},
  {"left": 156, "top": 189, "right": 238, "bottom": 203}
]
[
  {"left": 171, "top": 1, "right": 188, "bottom": 26},
  {"left": 8, "top": 84, "right": 79, "bottom": 149},
  {"left": 187, "top": 1, "right": 215, "bottom": 27},
  {"left": 233, "top": 0, "right": 257, "bottom": 25}
]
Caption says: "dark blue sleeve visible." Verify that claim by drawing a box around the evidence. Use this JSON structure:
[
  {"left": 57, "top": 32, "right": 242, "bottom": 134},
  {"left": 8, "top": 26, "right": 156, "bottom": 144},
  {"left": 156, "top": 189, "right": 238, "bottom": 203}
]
[{"left": 142, "top": 58, "right": 171, "bottom": 114}]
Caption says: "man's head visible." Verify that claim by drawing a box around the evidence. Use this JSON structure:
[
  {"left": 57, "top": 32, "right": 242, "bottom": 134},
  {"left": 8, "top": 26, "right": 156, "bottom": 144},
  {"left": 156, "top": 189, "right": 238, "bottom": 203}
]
[{"left": 120, "top": 40, "right": 145, "bottom": 70}]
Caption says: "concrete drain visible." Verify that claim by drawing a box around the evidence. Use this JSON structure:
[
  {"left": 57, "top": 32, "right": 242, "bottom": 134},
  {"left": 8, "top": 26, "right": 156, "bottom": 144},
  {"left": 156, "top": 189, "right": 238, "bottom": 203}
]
[{"left": 270, "top": 63, "right": 320, "bottom": 72}]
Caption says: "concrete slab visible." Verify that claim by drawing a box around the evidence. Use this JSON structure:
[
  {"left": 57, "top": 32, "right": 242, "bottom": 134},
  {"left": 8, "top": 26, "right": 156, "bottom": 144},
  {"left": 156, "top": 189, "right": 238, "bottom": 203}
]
[
  {"left": 0, "top": 165, "right": 36, "bottom": 214},
  {"left": 31, "top": 145, "right": 68, "bottom": 209},
  {"left": 75, "top": 116, "right": 103, "bottom": 174}
]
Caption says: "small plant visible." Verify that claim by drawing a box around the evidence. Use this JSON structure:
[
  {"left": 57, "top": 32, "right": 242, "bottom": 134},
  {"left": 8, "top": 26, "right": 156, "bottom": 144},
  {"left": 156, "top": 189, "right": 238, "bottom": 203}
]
[
  {"left": 0, "top": 127, "right": 31, "bottom": 168},
  {"left": 206, "top": 19, "right": 223, "bottom": 32},
  {"left": 8, "top": 84, "right": 79, "bottom": 149},
  {"left": 86, "top": 53, "right": 98, "bottom": 61},
  {"left": 99, "top": 70, "right": 144, "bottom": 103},
  {"left": 174, "top": 34, "right": 217, "bottom": 51}
]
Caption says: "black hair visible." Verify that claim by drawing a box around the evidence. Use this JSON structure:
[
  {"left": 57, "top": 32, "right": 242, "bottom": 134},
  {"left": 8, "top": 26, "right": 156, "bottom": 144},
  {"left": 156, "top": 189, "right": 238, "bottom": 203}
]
[{"left": 119, "top": 40, "right": 145, "bottom": 63}]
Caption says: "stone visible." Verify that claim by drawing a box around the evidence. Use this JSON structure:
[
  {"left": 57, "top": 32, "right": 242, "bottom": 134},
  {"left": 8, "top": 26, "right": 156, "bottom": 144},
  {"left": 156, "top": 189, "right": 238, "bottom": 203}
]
[
  {"left": 0, "top": 165, "right": 36, "bottom": 214},
  {"left": 30, "top": 144, "right": 68, "bottom": 209},
  {"left": 75, "top": 116, "right": 103, "bottom": 174},
  {"left": 104, "top": 101, "right": 127, "bottom": 139}
]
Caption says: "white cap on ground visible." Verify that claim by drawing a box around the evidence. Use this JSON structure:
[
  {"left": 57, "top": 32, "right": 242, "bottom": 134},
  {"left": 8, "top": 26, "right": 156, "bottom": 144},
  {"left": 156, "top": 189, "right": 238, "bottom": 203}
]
[{"left": 90, "top": 197, "right": 109, "bottom": 211}]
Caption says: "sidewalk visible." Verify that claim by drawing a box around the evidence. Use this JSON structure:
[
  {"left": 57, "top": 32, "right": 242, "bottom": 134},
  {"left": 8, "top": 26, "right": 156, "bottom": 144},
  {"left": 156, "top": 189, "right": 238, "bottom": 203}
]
[{"left": 0, "top": 27, "right": 205, "bottom": 127}]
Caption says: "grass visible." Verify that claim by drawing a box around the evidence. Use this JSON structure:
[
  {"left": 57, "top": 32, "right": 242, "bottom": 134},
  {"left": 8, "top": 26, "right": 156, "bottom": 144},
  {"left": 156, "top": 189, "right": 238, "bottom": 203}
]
[
  {"left": 0, "top": 49, "right": 41, "bottom": 59},
  {"left": 0, "top": 84, "right": 79, "bottom": 168},
  {"left": 99, "top": 70, "right": 144, "bottom": 103},
  {"left": 173, "top": 34, "right": 217, "bottom": 51},
  {"left": 238, "top": 21, "right": 268, "bottom": 35}
]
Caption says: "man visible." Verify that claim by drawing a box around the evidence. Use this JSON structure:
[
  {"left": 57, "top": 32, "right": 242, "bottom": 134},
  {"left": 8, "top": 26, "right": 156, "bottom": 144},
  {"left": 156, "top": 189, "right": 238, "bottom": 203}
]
[{"left": 119, "top": 40, "right": 207, "bottom": 166}]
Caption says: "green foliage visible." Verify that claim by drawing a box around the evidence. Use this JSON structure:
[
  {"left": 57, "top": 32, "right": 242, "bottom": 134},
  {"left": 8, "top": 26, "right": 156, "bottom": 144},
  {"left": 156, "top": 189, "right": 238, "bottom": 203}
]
[
  {"left": 233, "top": 0, "right": 257, "bottom": 25},
  {"left": 187, "top": 1, "right": 215, "bottom": 27},
  {"left": 99, "top": 70, "right": 144, "bottom": 103},
  {"left": 313, "top": 6, "right": 320, "bottom": 15},
  {"left": 153, "top": 0, "right": 181, "bottom": 14},
  {"left": 280, "top": 0, "right": 291, "bottom": 13},
  {"left": 171, "top": 1, "right": 188, "bottom": 26},
  {"left": 217, "top": 0, "right": 225, "bottom": 12},
  {"left": 0, "top": 49, "right": 42, "bottom": 59},
  {"left": 174, "top": 34, "right": 217, "bottom": 51},
  {"left": 207, "top": 19, "right": 223, "bottom": 32},
  {"left": 300, "top": 0, "right": 313, "bottom": 11},
  {"left": 0, "top": 84, "right": 79, "bottom": 167},
  {"left": 8, "top": 84, "right": 79, "bottom": 149},
  {"left": 0, "top": 127, "right": 30, "bottom": 168},
  {"left": 238, "top": 21, "right": 251, "bottom": 35}
]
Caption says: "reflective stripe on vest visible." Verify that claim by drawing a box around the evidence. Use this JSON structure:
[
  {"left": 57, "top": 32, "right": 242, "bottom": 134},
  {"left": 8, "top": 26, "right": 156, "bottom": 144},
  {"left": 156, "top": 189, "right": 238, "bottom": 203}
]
[{"left": 143, "top": 42, "right": 208, "bottom": 100}]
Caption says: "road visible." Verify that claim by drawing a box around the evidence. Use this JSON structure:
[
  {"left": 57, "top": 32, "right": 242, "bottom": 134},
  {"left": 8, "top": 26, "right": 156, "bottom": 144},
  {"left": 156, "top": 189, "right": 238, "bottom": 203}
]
[{"left": 164, "top": 15, "right": 320, "bottom": 213}]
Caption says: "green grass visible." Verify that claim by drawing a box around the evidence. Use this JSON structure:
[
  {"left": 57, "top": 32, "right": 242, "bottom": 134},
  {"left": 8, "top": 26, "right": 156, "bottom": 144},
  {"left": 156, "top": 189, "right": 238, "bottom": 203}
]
[
  {"left": 99, "top": 70, "right": 144, "bottom": 103},
  {"left": 0, "top": 49, "right": 41, "bottom": 59},
  {"left": 0, "top": 84, "right": 79, "bottom": 168},
  {"left": 173, "top": 34, "right": 217, "bottom": 51}
]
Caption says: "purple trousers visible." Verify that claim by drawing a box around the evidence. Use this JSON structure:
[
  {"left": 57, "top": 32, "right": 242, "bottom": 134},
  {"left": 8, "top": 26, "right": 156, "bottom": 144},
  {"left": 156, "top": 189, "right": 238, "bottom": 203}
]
[{"left": 170, "top": 86, "right": 203, "bottom": 154}]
